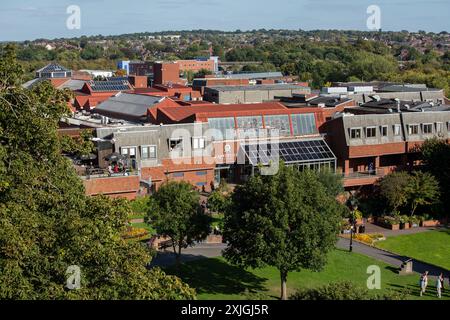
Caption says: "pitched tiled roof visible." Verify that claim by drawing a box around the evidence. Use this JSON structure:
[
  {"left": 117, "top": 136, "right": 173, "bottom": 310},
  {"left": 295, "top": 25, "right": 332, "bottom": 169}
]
[{"left": 157, "top": 102, "right": 289, "bottom": 122}]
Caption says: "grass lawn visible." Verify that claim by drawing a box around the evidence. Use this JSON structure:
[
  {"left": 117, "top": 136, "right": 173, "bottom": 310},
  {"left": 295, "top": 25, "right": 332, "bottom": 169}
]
[
  {"left": 128, "top": 213, "right": 145, "bottom": 220},
  {"left": 163, "top": 249, "right": 449, "bottom": 300},
  {"left": 130, "top": 221, "right": 156, "bottom": 235},
  {"left": 375, "top": 229, "right": 450, "bottom": 270}
]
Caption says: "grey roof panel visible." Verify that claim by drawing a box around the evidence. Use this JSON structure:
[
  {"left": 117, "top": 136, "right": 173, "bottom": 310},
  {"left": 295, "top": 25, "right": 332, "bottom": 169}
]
[
  {"left": 58, "top": 79, "right": 87, "bottom": 91},
  {"left": 95, "top": 93, "right": 164, "bottom": 117}
]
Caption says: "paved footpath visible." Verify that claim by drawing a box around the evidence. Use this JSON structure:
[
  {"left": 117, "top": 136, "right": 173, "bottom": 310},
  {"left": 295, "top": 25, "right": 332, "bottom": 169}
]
[
  {"left": 151, "top": 225, "right": 449, "bottom": 280},
  {"left": 336, "top": 237, "right": 448, "bottom": 279}
]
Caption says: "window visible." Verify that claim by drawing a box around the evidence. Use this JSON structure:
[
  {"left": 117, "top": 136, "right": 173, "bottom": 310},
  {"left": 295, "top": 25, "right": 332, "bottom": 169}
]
[
  {"left": 264, "top": 115, "right": 291, "bottom": 136},
  {"left": 393, "top": 124, "right": 401, "bottom": 136},
  {"left": 237, "top": 116, "right": 263, "bottom": 138},
  {"left": 121, "top": 146, "right": 136, "bottom": 157},
  {"left": 169, "top": 138, "right": 183, "bottom": 151},
  {"left": 366, "top": 127, "right": 376, "bottom": 138},
  {"left": 192, "top": 137, "right": 206, "bottom": 149},
  {"left": 291, "top": 113, "right": 317, "bottom": 136},
  {"left": 408, "top": 124, "right": 419, "bottom": 135},
  {"left": 380, "top": 125, "right": 388, "bottom": 137},
  {"left": 436, "top": 122, "right": 443, "bottom": 133},
  {"left": 196, "top": 171, "right": 207, "bottom": 176},
  {"left": 208, "top": 117, "right": 235, "bottom": 140},
  {"left": 423, "top": 123, "right": 433, "bottom": 134},
  {"left": 172, "top": 172, "right": 184, "bottom": 178},
  {"left": 141, "top": 145, "right": 157, "bottom": 159},
  {"left": 350, "top": 128, "right": 362, "bottom": 139},
  {"left": 196, "top": 182, "right": 207, "bottom": 187}
]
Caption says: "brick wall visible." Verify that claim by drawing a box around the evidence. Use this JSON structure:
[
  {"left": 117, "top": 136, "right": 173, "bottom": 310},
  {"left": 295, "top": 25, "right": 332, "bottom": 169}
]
[{"left": 83, "top": 175, "right": 140, "bottom": 199}]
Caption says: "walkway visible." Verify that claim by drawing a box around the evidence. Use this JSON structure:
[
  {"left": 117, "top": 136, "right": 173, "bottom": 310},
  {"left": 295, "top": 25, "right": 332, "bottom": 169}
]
[
  {"left": 150, "top": 243, "right": 226, "bottom": 268},
  {"left": 151, "top": 225, "right": 449, "bottom": 280},
  {"left": 336, "top": 238, "right": 448, "bottom": 279}
]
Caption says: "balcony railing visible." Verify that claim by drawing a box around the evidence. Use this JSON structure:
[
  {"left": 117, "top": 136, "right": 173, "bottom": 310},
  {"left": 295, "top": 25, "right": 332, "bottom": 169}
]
[
  {"left": 79, "top": 167, "right": 139, "bottom": 180},
  {"left": 342, "top": 168, "right": 385, "bottom": 179}
]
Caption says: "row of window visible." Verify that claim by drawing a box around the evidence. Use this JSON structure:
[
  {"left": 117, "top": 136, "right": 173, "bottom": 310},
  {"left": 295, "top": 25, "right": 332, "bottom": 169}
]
[
  {"left": 208, "top": 114, "right": 317, "bottom": 140},
  {"left": 121, "top": 145, "right": 157, "bottom": 159},
  {"left": 349, "top": 122, "right": 447, "bottom": 139},
  {"left": 172, "top": 171, "right": 208, "bottom": 178},
  {"left": 121, "top": 137, "right": 208, "bottom": 160}
]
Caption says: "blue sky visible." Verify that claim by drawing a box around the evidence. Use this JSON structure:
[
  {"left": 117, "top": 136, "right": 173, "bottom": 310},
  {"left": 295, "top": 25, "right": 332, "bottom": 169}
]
[{"left": 0, "top": 0, "right": 448, "bottom": 41}]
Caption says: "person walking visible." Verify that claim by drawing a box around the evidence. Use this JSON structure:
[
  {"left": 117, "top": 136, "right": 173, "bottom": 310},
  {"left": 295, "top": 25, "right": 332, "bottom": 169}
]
[
  {"left": 420, "top": 271, "right": 429, "bottom": 297},
  {"left": 436, "top": 273, "right": 444, "bottom": 298}
]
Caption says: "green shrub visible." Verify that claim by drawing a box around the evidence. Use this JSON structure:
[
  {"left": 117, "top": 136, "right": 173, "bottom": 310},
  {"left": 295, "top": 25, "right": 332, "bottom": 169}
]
[
  {"left": 129, "top": 196, "right": 151, "bottom": 214},
  {"left": 290, "top": 281, "right": 409, "bottom": 300},
  {"left": 382, "top": 215, "right": 400, "bottom": 225},
  {"left": 409, "top": 215, "right": 420, "bottom": 225}
]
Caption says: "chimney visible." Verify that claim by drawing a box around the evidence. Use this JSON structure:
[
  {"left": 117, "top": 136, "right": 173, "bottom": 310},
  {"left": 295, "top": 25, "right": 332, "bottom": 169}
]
[{"left": 394, "top": 98, "right": 400, "bottom": 113}]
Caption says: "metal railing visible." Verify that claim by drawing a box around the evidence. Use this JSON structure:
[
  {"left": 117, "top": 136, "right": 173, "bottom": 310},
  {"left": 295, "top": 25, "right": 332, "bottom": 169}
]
[
  {"left": 79, "top": 168, "right": 138, "bottom": 180},
  {"left": 342, "top": 168, "right": 385, "bottom": 179}
]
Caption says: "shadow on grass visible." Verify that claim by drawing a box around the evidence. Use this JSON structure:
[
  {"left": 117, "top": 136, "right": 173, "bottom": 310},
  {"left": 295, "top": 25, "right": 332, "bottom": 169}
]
[
  {"left": 385, "top": 266, "right": 400, "bottom": 274},
  {"left": 163, "top": 258, "right": 267, "bottom": 296},
  {"left": 387, "top": 282, "right": 450, "bottom": 299}
]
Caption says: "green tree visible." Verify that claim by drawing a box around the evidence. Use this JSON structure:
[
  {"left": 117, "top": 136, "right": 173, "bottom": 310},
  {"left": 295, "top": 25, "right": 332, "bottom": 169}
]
[
  {"left": 223, "top": 164, "right": 343, "bottom": 300},
  {"left": 80, "top": 45, "right": 104, "bottom": 60},
  {"left": 59, "top": 129, "right": 95, "bottom": 157},
  {"left": 0, "top": 46, "right": 195, "bottom": 299},
  {"left": 405, "top": 171, "right": 440, "bottom": 216},
  {"left": 378, "top": 171, "right": 412, "bottom": 213},
  {"left": 420, "top": 138, "right": 450, "bottom": 217},
  {"left": 207, "top": 189, "right": 231, "bottom": 214},
  {"left": 193, "top": 68, "right": 213, "bottom": 78},
  {"left": 146, "top": 181, "right": 211, "bottom": 267},
  {"left": 316, "top": 168, "right": 344, "bottom": 197}
]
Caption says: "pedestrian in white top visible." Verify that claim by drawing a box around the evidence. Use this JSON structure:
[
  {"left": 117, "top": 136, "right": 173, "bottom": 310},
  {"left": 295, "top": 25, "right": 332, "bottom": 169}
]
[
  {"left": 420, "top": 271, "right": 429, "bottom": 297},
  {"left": 436, "top": 273, "right": 444, "bottom": 298}
]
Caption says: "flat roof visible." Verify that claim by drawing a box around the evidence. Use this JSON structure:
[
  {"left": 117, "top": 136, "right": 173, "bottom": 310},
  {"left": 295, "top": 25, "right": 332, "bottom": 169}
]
[
  {"left": 205, "top": 84, "right": 309, "bottom": 92},
  {"left": 222, "top": 72, "right": 283, "bottom": 79}
]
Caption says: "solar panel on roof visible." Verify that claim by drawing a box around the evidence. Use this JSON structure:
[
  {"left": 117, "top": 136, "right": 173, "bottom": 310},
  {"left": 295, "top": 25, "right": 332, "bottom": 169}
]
[
  {"left": 89, "top": 80, "right": 131, "bottom": 92},
  {"left": 242, "top": 139, "right": 336, "bottom": 166}
]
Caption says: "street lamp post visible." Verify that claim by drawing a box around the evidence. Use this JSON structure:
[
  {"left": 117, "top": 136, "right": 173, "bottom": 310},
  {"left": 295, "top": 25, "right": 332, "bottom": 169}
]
[
  {"left": 349, "top": 196, "right": 357, "bottom": 253},
  {"left": 349, "top": 210, "right": 354, "bottom": 252}
]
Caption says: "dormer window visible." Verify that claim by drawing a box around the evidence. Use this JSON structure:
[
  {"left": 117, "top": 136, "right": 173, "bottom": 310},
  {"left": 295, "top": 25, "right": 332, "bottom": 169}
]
[
  {"left": 169, "top": 138, "right": 183, "bottom": 151},
  {"left": 350, "top": 128, "right": 362, "bottom": 139},
  {"left": 408, "top": 124, "right": 419, "bottom": 135},
  {"left": 423, "top": 123, "right": 433, "bottom": 134},
  {"left": 366, "top": 127, "right": 376, "bottom": 138}
]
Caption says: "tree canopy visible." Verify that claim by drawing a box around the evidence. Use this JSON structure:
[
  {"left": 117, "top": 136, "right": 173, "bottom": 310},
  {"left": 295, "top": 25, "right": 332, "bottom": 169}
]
[
  {"left": 146, "top": 181, "right": 211, "bottom": 266},
  {"left": 420, "top": 138, "right": 450, "bottom": 218},
  {"left": 0, "top": 45, "right": 195, "bottom": 299},
  {"left": 223, "top": 164, "right": 344, "bottom": 300}
]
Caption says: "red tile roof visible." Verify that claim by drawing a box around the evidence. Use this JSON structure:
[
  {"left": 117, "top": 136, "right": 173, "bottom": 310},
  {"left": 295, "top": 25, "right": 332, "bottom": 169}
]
[{"left": 157, "top": 102, "right": 290, "bottom": 122}]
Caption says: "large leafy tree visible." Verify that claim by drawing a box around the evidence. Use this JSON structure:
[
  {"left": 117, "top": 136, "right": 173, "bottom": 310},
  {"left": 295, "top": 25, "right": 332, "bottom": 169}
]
[
  {"left": 0, "top": 44, "right": 195, "bottom": 299},
  {"left": 146, "top": 181, "right": 211, "bottom": 267},
  {"left": 420, "top": 138, "right": 450, "bottom": 217},
  {"left": 378, "top": 171, "right": 412, "bottom": 213},
  {"left": 316, "top": 167, "right": 344, "bottom": 197},
  {"left": 223, "top": 164, "right": 343, "bottom": 300},
  {"left": 405, "top": 171, "right": 440, "bottom": 216}
]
